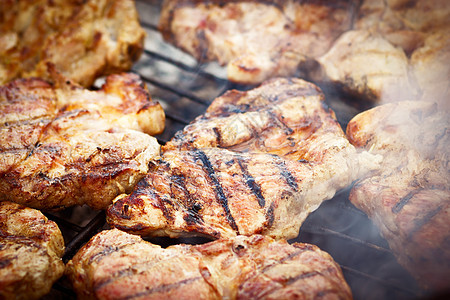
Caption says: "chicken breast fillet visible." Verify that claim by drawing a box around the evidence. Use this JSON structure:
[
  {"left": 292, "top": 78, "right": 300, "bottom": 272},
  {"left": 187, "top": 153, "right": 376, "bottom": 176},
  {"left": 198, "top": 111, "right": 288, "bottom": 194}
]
[
  {"left": 0, "top": 0, "right": 145, "bottom": 87},
  {"left": 159, "top": 0, "right": 355, "bottom": 85},
  {"left": 0, "top": 72, "right": 164, "bottom": 210},
  {"left": 346, "top": 101, "right": 450, "bottom": 291},
  {"left": 0, "top": 201, "right": 65, "bottom": 300},
  {"left": 107, "top": 78, "right": 380, "bottom": 240},
  {"left": 66, "top": 228, "right": 352, "bottom": 300}
]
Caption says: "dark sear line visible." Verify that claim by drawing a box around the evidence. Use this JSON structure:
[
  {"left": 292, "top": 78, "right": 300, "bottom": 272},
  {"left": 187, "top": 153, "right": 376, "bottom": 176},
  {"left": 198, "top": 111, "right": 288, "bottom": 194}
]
[
  {"left": 123, "top": 276, "right": 203, "bottom": 300},
  {"left": 276, "top": 157, "right": 299, "bottom": 192},
  {"left": 267, "top": 109, "right": 294, "bottom": 135},
  {"left": 93, "top": 254, "right": 181, "bottom": 291},
  {"left": 392, "top": 189, "right": 423, "bottom": 214},
  {"left": 408, "top": 205, "right": 443, "bottom": 239},
  {"left": 260, "top": 247, "right": 312, "bottom": 274},
  {"left": 88, "top": 243, "right": 137, "bottom": 265},
  {"left": 190, "top": 150, "right": 239, "bottom": 233},
  {"left": 314, "top": 289, "right": 339, "bottom": 299},
  {"left": 236, "top": 158, "right": 266, "bottom": 208}
]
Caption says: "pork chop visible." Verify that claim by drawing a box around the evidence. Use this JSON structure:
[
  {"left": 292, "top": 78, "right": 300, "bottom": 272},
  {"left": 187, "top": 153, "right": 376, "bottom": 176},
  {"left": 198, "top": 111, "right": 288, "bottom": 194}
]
[
  {"left": 0, "top": 72, "right": 164, "bottom": 210},
  {"left": 0, "top": 201, "right": 65, "bottom": 299},
  {"left": 347, "top": 101, "right": 450, "bottom": 291},
  {"left": 0, "top": 0, "right": 145, "bottom": 87},
  {"left": 66, "top": 228, "right": 352, "bottom": 300},
  {"left": 107, "top": 78, "right": 379, "bottom": 240}
]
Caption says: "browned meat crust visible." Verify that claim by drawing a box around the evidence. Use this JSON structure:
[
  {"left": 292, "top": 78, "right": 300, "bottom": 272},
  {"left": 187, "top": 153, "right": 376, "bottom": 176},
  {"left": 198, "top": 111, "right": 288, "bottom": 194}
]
[
  {"left": 159, "top": 0, "right": 450, "bottom": 104},
  {"left": 0, "top": 0, "right": 145, "bottom": 87},
  {"left": 0, "top": 201, "right": 65, "bottom": 299},
  {"left": 107, "top": 78, "right": 379, "bottom": 239},
  {"left": 0, "top": 72, "right": 164, "bottom": 210},
  {"left": 66, "top": 228, "right": 352, "bottom": 300},
  {"left": 346, "top": 101, "right": 450, "bottom": 291},
  {"left": 159, "top": 0, "right": 355, "bottom": 85}
]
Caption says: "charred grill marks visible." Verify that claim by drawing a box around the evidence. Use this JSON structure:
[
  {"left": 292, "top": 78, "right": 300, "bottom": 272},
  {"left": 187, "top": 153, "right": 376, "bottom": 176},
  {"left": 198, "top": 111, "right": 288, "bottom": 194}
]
[
  {"left": 409, "top": 205, "right": 443, "bottom": 239},
  {"left": 236, "top": 158, "right": 265, "bottom": 208},
  {"left": 123, "top": 277, "right": 203, "bottom": 299},
  {"left": 191, "top": 150, "right": 239, "bottom": 232},
  {"left": 392, "top": 189, "right": 422, "bottom": 214},
  {"left": 277, "top": 158, "right": 298, "bottom": 192}
]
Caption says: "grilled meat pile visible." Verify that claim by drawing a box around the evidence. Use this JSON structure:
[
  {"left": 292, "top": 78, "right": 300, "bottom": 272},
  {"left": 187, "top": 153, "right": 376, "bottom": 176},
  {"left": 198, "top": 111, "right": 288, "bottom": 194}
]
[
  {"left": 0, "top": 71, "right": 164, "bottom": 210},
  {"left": 347, "top": 101, "right": 450, "bottom": 291},
  {"left": 159, "top": 0, "right": 354, "bottom": 85},
  {"left": 107, "top": 77, "right": 379, "bottom": 240},
  {"left": 0, "top": 0, "right": 145, "bottom": 87},
  {"left": 66, "top": 228, "right": 352, "bottom": 300},
  {"left": 0, "top": 201, "right": 65, "bottom": 299},
  {"left": 159, "top": 0, "right": 450, "bottom": 104}
]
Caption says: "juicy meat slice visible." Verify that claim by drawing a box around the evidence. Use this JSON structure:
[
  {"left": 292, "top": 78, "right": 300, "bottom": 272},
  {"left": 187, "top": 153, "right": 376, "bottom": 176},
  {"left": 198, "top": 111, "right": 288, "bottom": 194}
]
[
  {"left": 346, "top": 101, "right": 450, "bottom": 291},
  {"left": 159, "top": 0, "right": 355, "bottom": 84},
  {"left": 0, "top": 72, "right": 164, "bottom": 210},
  {"left": 0, "top": 201, "right": 65, "bottom": 300},
  {"left": 0, "top": 0, "right": 145, "bottom": 87},
  {"left": 107, "top": 78, "right": 380, "bottom": 239},
  {"left": 66, "top": 229, "right": 352, "bottom": 300}
]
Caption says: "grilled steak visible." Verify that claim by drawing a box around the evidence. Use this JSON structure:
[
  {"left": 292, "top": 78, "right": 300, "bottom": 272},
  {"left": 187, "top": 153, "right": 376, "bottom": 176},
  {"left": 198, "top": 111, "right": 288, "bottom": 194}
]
[
  {"left": 159, "top": 0, "right": 355, "bottom": 85},
  {"left": 346, "top": 101, "right": 450, "bottom": 291},
  {"left": 107, "top": 78, "right": 380, "bottom": 239},
  {"left": 0, "top": 0, "right": 145, "bottom": 87},
  {"left": 66, "top": 228, "right": 352, "bottom": 300},
  {"left": 0, "top": 72, "right": 164, "bottom": 210},
  {"left": 0, "top": 201, "right": 65, "bottom": 299}
]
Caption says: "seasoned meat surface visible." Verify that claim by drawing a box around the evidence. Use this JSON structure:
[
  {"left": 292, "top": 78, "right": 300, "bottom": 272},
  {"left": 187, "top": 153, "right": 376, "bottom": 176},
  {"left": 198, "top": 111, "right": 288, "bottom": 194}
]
[
  {"left": 107, "top": 78, "right": 379, "bottom": 239},
  {"left": 0, "top": 201, "right": 65, "bottom": 300},
  {"left": 160, "top": 0, "right": 450, "bottom": 104},
  {"left": 0, "top": 0, "right": 145, "bottom": 87},
  {"left": 0, "top": 72, "right": 164, "bottom": 210},
  {"left": 159, "top": 0, "right": 355, "bottom": 84},
  {"left": 66, "top": 229, "right": 352, "bottom": 300},
  {"left": 346, "top": 101, "right": 450, "bottom": 291}
]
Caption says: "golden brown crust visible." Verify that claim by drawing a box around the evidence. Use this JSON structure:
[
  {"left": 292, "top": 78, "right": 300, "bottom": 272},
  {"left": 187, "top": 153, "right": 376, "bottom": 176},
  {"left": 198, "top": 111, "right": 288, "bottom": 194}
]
[
  {"left": 66, "top": 229, "right": 352, "bottom": 300},
  {"left": 107, "top": 78, "right": 379, "bottom": 240},
  {"left": 0, "top": 73, "right": 164, "bottom": 210},
  {"left": 0, "top": 0, "right": 145, "bottom": 87},
  {"left": 347, "top": 101, "right": 450, "bottom": 291},
  {"left": 0, "top": 201, "right": 65, "bottom": 299}
]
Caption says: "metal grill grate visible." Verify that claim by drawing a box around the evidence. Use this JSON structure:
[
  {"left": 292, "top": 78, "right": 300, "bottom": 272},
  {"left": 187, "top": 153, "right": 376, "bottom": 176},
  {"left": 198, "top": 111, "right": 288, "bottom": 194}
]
[{"left": 43, "top": 1, "right": 428, "bottom": 299}]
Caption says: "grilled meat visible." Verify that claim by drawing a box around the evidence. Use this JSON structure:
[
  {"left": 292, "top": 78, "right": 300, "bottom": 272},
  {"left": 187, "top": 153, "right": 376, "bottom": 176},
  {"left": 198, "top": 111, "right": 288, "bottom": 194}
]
[
  {"left": 0, "top": 72, "right": 164, "bottom": 210},
  {"left": 315, "top": 0, "right": 450, "bottom": 103},
  {"left": 160, "top": 0, "right": 450, "bottom": 104},
  {"left": 0, "top": 0, "right": 145, "bottom": 87},
  {"left": 107, "top": 78, "right": 380, "bottom": 240},
  {"left": 66, "top": 228, "right": 352, "bottom": 300},
  {"left": 346, "top": 101, "right": 450, "bottom": 291},
  {"left": 159, "top": 0, "right": 355, "bottom": 85},
  {"left": 0, "top": 201, "right": 65, "bottom": 300},
  {"left": 315, "top": 29, "right": 417, "bottom": 103}
]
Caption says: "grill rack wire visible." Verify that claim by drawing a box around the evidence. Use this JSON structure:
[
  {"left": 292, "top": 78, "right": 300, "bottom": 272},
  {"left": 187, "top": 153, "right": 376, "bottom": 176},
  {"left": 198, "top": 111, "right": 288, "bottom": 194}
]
[{"left": 42, "top": 1, "right": 440, "bottom": 299}]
